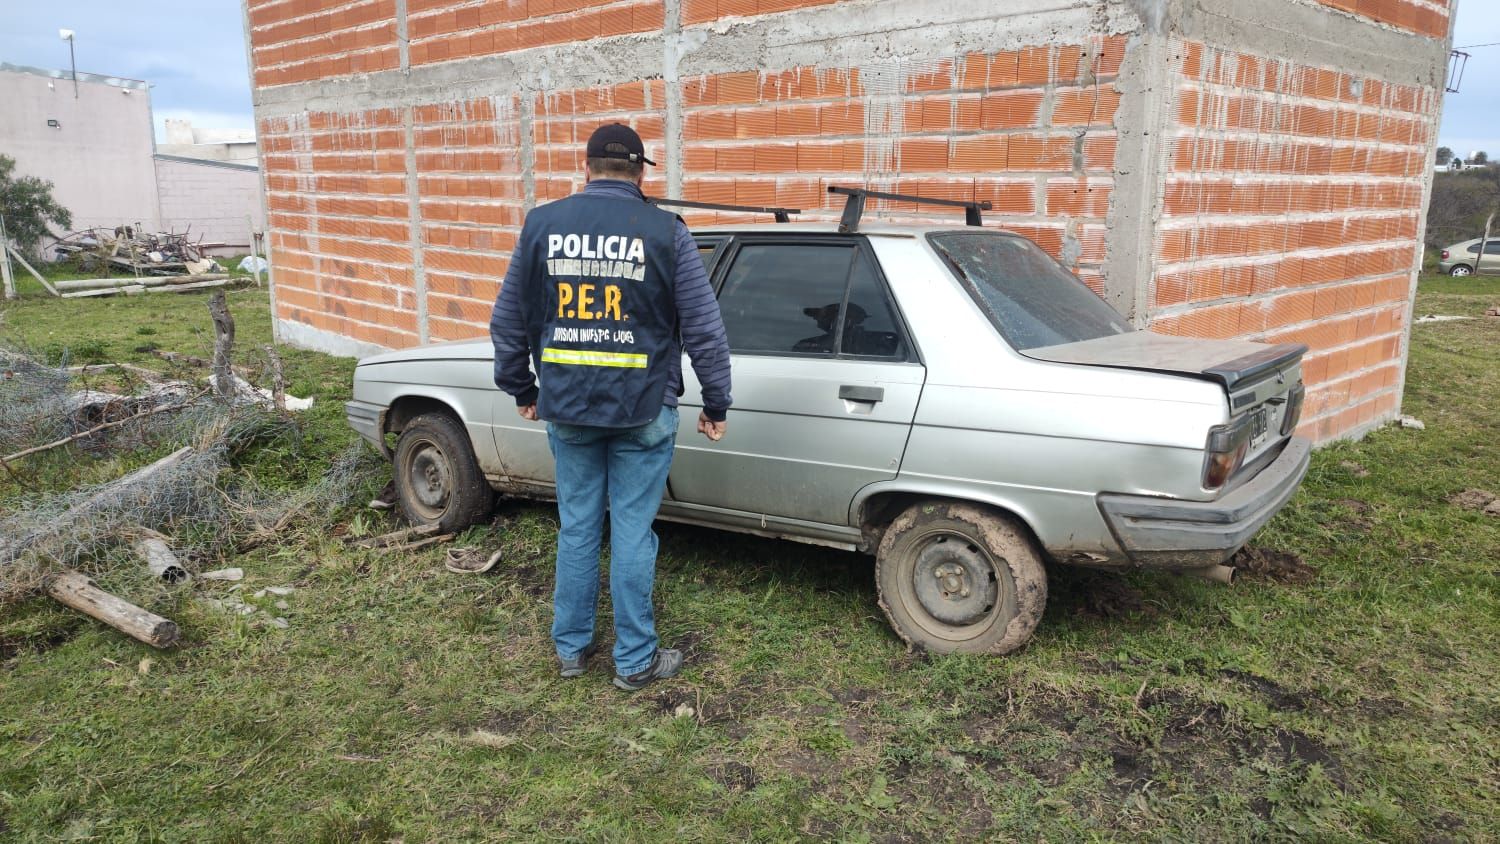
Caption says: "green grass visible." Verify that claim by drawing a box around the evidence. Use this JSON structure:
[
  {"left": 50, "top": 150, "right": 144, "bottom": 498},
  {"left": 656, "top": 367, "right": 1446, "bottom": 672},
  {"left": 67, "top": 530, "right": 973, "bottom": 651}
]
[{"left": 1, "top": 274, "right": 1497, "bottom": 841}]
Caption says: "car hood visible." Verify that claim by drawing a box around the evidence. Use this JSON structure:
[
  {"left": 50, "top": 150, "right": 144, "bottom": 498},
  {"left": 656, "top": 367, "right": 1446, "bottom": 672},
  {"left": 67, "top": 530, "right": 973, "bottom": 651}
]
[
  {"left": 1026, "top": 331, "right": 1306, "bottom": 389},
  {"left": 357, "top": 339, "right": 494, "bottom": 366}
]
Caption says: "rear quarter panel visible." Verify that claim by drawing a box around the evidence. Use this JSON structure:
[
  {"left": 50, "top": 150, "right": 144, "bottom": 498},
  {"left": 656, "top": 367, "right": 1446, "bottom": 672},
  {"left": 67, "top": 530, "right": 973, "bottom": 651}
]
[{"left": 866, "top": 235, "right": 1226, "bottom": 559}]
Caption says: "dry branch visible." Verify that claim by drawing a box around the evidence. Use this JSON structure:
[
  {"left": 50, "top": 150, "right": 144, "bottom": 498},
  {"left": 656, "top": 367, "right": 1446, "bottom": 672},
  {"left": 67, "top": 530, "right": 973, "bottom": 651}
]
[
  {"left": 352, "top": 523, "right": 442, "bottom": 549},
  {"left": 0, "top": 393, "right": 200, "bottom": 464},
  {"left": 46, "top": 570, "right": 180, "bottom": 648}
]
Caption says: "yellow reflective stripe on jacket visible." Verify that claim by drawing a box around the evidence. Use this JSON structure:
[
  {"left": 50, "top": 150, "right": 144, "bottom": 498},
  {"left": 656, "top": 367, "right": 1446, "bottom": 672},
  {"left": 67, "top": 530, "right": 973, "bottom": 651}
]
[{"left": 540, "top": 347, "right": 648, "bottom": 368}]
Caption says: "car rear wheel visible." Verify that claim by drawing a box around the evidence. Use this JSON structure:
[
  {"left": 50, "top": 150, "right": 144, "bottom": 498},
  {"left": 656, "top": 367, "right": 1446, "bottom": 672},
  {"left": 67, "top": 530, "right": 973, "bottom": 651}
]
[
  {"left": 1448, "top": 264, "right": 1473, "bottom": 276},
  {"left": 875, "top": 502, "right": 1047, "bottom": 655},
  {"left": 392, "top": 412, "right": 493, "bottom": 533}
]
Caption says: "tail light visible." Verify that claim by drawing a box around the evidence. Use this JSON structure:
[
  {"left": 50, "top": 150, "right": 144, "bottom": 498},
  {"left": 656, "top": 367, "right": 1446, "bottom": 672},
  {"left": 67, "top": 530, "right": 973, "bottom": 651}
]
[
  {"left": 1441, "top": 249, "right": 1450, "bottom": 259},
  {"left": 1203, "top": 414, "right": 1254, "bottom": 489},
  {"left": 1280, "top": 383, "right": 1305, "bottom": 436}
]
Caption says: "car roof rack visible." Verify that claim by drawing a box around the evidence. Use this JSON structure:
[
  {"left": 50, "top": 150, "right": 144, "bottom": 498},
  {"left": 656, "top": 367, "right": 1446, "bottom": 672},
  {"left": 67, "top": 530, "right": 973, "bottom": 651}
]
[
  {"left": 646, "top": 197, "right": 800, "bottom": 223},
  {"left": 827, "top": 185, "right": 991, "bottom": 233}
]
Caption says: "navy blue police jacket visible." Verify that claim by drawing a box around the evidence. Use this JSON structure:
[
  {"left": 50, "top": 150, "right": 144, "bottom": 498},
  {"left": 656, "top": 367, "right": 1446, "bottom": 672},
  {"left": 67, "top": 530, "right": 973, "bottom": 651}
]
[{"left": 490, "top": 180, "right": 731, "bottom": 428}]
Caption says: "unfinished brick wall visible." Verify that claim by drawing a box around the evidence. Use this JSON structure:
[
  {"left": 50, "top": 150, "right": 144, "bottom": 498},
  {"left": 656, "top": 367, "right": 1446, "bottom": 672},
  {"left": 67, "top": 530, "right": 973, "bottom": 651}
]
[
  {"left": 245, "top": 0, "right": 1452, "bottom": 442},
  {"left": 1149, "top": 41, "right": 1438, "bottom": 441}
]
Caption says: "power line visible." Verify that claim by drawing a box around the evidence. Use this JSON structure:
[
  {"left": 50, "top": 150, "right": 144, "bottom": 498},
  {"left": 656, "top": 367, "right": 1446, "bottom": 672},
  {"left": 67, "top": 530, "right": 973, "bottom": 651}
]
[{"left": 1456, "top": 41, "right": 1500, "bottom": 49}]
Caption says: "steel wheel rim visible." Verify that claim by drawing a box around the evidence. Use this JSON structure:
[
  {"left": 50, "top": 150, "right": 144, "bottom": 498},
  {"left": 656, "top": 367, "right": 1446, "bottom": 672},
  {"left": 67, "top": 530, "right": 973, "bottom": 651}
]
[
  {"left": 898, "top": 527, "right": 1016, "bottom": 643},
  {"left": 1452, "top": 265, "right": 1472, "bottom": 276},
  {"left": 401, "top": 437, "right": 452, "bottom": 522}
]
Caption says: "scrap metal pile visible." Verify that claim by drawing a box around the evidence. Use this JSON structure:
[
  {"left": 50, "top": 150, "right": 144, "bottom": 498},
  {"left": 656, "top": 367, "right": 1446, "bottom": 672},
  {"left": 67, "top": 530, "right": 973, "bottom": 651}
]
[{"left": 52, "top": 225, "right": 224, "bottom": 275}]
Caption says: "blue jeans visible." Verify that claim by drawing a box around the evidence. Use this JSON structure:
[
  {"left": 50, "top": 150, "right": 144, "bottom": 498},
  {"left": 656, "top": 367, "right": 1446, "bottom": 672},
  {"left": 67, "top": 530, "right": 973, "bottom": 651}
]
[{"left": 546, "top": 405, "right": 678, "bottom": 676}]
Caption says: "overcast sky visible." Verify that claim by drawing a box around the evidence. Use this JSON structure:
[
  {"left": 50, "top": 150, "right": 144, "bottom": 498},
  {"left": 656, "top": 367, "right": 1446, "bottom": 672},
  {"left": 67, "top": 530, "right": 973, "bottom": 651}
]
[{"left": 0, "top": 0, "right": 1495, "bottom": 152}]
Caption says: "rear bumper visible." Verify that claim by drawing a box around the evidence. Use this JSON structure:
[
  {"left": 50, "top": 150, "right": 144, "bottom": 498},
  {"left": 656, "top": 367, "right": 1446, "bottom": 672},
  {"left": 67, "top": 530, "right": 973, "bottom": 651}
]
[
  {"left": 345, "top": 400, "right": 388, "bottom": 455},
  {"left": 1097, "top": 436, "right": 1312, "bottom": 569}
]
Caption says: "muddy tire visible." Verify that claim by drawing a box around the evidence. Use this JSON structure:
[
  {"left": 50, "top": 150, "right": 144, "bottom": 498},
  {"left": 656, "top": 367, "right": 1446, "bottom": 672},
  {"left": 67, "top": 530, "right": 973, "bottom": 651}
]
[
  {"left": 875, "top": 502, "right": 1047, "bottom": 655},
  {"left": 392, "top": 412, "right": 493, "bottom": 533}
]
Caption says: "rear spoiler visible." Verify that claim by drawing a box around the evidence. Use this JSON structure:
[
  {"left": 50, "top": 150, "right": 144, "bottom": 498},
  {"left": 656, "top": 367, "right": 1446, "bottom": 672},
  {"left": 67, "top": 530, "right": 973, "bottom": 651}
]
[{"left": 1203, "top": 344, "right": 1308, "bottom": 390}]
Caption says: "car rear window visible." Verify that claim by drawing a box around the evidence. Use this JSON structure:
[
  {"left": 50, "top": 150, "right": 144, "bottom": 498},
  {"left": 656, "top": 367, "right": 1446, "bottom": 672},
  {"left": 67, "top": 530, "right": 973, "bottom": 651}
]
[{"left": 928, "top": 232, "right": 1131, "bottom": 351}]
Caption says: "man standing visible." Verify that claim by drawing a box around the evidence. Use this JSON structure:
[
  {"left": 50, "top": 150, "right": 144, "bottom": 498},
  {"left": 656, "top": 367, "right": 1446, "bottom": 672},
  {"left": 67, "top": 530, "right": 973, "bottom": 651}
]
[{"left": 490, "top": 123, "right": 732, "bottom": 691}]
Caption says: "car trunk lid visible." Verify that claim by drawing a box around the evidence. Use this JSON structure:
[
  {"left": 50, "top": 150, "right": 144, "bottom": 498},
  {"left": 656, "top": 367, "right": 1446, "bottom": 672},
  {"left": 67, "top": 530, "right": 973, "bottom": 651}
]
[{"left": 1027, "top": 331, "right": 1307, "bottom": 474}]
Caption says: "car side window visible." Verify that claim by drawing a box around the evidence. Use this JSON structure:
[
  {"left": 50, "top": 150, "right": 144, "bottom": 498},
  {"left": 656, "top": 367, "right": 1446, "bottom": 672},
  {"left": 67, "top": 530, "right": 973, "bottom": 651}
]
[
  {"left": 1467, "top": 243, "right": 1482, "bottom": 253},
  {"left": 717, "top": 243, "right": 857, "bottom": 355},
  {"left": 1485, "top": 242, "right": 1500, "bottom": 255},
  {"left": 841, "top": 252, "right": 906, "bottom": 358}
]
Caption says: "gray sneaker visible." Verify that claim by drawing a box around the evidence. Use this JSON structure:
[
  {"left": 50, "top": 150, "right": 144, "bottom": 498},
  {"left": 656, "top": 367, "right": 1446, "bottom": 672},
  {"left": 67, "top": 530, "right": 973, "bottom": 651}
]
[
  {"left": 612, "top": 648, "right": 684, "bottom": 691},
  {"left": 558, "top": 641, "right": 599, "bottom": 679}
]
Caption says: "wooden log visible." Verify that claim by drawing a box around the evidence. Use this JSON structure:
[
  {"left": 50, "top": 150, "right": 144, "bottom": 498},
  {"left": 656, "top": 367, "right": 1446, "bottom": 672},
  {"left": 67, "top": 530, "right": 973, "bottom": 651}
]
[
  {"left": 149, "top": 279, "right": 235, "bottom": 294},
  {"left": 6, "top": 244, "right": 61, "bottom": 296},
  {"left": 54, "top": 274, "right": 229, "bottom": 291},
  {"left": 61, "top": 285, "right": 146, "bottom": 299},
  {"left": 46, "top": 570, "right": 180, "bottom": 648}
]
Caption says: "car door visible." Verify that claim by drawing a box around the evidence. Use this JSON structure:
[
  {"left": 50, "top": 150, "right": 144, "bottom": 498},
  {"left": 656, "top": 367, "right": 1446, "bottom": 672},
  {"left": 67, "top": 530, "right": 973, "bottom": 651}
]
[
  {"left": 1482, "top": 240, "right": 1500, "bottom": 274},
  {"left": 668, "top": 235, "right": 925, "bottom": 527}
]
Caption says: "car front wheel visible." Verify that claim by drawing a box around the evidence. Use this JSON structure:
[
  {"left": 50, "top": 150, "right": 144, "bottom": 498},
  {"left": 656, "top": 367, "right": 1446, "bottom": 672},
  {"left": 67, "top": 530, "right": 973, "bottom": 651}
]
[
  {"left": 875, "top": 502, "right": 1047, "bottom": 655},
  {"left": 1448, "top": 264, "right": 1473, "bottom": 276},
  {"left": 392, "top": 412, "right": 493, "bottom": 533}
]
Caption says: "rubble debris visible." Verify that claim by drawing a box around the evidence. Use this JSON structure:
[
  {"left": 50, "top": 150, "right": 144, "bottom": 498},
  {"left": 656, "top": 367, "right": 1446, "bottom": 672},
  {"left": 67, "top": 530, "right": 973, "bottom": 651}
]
[
  {"left": 1414, "top": 314, "right": 1472, "bottom": 324},
  {"left": 200, "top": 568, "right": 245, "bottom": 582},
  {"left": 1486, "top": 305, "right": 1500, "bottom": 318},
  {"left": 132, "top": 532, "right": 190, "bottom": 583},
  {"left": 1396, "top": 415, "right": 1425, "bottom": 430}
]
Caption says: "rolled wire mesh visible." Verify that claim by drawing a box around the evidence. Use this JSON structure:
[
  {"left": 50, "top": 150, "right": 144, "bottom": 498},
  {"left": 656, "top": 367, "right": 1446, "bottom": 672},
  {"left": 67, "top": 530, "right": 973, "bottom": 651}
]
[{"left": 0, "top": 343, "right": 381, "bottom": 603}]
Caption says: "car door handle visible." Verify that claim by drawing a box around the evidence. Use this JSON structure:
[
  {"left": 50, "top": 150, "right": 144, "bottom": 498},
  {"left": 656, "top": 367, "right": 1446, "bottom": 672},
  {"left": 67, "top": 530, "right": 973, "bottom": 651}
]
[{"left": 839, "top": 385, "right": 884, "bottom": 403}]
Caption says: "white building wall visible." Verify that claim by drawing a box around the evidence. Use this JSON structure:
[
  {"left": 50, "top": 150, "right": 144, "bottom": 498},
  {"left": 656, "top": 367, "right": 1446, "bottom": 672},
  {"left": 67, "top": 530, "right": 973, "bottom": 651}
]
[
  {"left": 0, "top": 65, "right": 159, "bottom": 236},
  {"left": 153, "top": 156, "right": 264, "bottom": 250}
]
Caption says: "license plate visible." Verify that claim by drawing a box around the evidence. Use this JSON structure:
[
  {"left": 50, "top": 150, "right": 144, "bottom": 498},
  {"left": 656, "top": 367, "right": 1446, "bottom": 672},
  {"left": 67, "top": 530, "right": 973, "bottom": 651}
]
[{"left": 1249, "top": 407, "right": 1269, "bottom": 443}]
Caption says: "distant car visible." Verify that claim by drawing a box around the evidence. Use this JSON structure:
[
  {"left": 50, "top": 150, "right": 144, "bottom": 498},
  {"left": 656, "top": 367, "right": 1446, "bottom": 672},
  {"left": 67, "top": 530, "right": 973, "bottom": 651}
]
[
  {"left": 346, "top": 190, "right": 1311, "bottom": 656},
  {"left": 1437, "top": 237, "right": 1500, "bottom": 276}
]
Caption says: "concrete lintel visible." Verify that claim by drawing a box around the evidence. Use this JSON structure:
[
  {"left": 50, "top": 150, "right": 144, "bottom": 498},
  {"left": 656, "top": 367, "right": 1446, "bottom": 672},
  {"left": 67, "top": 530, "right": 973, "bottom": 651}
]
[
  {"left": 1170, "top": 0, "right": 1450, "bottom": 88},
  {"left": 249, "top": 0, "right": 1140, "bottom": 118},
  {"left": 276, "top": 318, "right": 391, "bottom": 358}
]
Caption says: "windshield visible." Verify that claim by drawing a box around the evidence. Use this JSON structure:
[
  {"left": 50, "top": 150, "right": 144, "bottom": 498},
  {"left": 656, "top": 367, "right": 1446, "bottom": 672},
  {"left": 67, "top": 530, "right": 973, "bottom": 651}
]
[{"left": 928, "top": 232, "right": 1131, "bottom": 351}]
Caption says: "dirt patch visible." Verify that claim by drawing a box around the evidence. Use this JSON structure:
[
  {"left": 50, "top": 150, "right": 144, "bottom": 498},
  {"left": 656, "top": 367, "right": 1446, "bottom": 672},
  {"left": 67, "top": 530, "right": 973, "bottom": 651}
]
[
  {"left": 1076, "top": 573, "right": 1149, "bottom": 619},
  {"left": 674, "top": 630, "right": 712, "bottom": 664},
  {"left": 1335, "top": 498, "right": 1375, "bottom": 528},
  {"left": 0, "top": 628, "right": 75, "bottom": 666},
  {"left": 1340, "top": 460, "right": 1370, "bottom": 478},
  {"left": 1230, "top": 546, "right": 1318, "bottom": 584},
  {"left": 1271, "top": 729, "right": 1347, "bottom": 789},
  {"left": 706, "top": 761, "right": 758, "bottom": 792},
  {"left": 479, "top": 708, "right": 535, "bottom": 734},
  {"left": 697, "top": 677, "right": 769, "bottom": 739},
  {"left": 1447, "top": 489, "right": 1499, "bottom": 515},
  {"left": 650, "top": 687, "right": 695, "bottom": 717},
  {"left": 1219, "top": 669, "right": 1315, "bottom": 712}
]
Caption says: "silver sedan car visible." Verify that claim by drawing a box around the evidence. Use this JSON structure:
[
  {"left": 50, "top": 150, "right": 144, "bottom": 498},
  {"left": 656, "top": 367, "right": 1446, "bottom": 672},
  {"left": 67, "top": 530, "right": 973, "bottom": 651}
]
[{"left": 347, "top": 217, "right": 1310, "bottom": 655}]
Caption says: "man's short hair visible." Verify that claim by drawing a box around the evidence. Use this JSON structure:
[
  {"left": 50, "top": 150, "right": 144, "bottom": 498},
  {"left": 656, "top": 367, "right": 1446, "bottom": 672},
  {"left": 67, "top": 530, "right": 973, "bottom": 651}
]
[{"left": 586, "top": 153, "right": 643, "bottom": 180}]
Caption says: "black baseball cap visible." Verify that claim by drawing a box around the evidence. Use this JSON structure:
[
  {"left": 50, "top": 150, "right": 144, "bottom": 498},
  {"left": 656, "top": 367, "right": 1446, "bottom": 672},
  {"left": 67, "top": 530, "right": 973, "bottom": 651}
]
[{"left": 585, "top": 122, "right": 656, "bottom": 166}]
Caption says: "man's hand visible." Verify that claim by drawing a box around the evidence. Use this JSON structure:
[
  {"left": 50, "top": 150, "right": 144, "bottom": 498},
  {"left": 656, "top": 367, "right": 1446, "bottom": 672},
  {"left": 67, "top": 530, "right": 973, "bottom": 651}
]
[
  {"left": 518, "top": 404, "right": 538, "bottom": 421},
  {"left": 698, "top": 411, "right": 727, "bottom": 441}
]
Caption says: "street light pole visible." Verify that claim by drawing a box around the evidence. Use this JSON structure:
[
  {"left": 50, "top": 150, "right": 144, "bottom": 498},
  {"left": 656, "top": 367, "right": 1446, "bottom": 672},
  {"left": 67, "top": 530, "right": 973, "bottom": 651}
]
[{"left": 59, "top": 29, "right": 77, "bottom": 98}]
